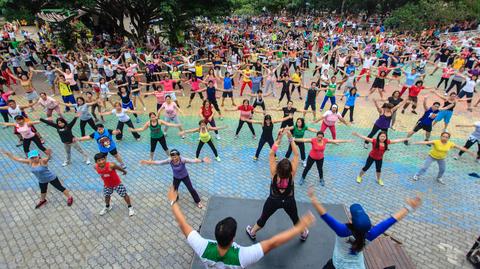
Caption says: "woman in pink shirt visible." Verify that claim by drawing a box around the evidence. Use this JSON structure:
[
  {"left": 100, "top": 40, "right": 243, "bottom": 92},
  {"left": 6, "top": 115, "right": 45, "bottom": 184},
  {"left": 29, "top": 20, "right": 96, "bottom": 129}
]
[
  {"left": 185, "top": 77, "right": 205, "bottom": 108},
  {"left": 225, "top": 99, "right": 256, "bottom": 139},
  {"left": 0, "top": 115, "right": 50, "bottom": 156},
  {"left": 295, "top": 131, "right": 351, "bottom": 186},
  {"left": 158, "top": 95, "right": 185, "bottom": 138},
  {"left": 155, "top": 76, "right": 181, "bottom": 107},
  {"left": 436, "top": 65, "right": 454, "bottom": 91},
  {"left": 35, "top": 92, "right": 63, "bottom": 119},
  {"left": 313, "top": 104, "right": 350, "bottom": 139}
]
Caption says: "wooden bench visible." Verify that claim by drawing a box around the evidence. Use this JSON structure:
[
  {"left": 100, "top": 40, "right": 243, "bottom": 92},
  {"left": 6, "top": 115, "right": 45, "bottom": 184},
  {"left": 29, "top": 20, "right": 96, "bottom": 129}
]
[{"left": 364, "top": 235, "right": 416, "bottom": 269}]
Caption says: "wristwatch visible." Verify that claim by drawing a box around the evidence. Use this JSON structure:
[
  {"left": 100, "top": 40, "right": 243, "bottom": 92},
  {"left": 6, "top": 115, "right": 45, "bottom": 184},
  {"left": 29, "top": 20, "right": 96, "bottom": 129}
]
[{"left": 170, "top": 200, "right": 177, "bottom": 206}]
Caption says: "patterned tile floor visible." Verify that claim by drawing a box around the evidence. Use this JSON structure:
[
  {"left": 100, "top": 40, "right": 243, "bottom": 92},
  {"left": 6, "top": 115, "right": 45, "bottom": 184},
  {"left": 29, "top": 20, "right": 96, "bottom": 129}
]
[{"left": 0, "top": 67, "right": 479, "bottom": 268}]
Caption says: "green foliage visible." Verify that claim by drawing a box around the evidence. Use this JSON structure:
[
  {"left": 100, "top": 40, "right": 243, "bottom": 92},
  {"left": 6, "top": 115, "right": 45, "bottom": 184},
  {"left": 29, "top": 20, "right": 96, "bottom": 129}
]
[
  {"left": 385, "top": 0, "right": 480, "bottom": 31},
  {"left": 0, "top": 0, "right": 48, "bottom": 23}
]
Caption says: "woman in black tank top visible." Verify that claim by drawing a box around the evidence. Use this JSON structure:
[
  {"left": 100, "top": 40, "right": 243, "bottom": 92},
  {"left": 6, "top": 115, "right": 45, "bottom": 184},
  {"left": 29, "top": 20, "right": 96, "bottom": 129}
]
[{"left": 246, "top": 130, "right": 310, "bottom": 241}]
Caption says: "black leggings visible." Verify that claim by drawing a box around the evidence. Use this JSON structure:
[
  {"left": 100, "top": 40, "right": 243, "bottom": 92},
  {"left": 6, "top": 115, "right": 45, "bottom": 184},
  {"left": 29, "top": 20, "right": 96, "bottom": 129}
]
[
  {"left": 116, "top": 120, "right": 140, "bottom": 140},
  {"left": 291, "top": 84, "right": 301, "bottom": 98},
  {"left": 39, "top": 178, "right": 66, "bottom": 194},
  {"left": 196, "top": 139, "right": 218, "bottom": 158},
  {"left": 437, "top": 77, "right": 449, "bottom": 90},
  {"left": 189, "top": 92, "right": 204, "bottom": 100},
  {"left": 235, "top": 120, "right": 256, "bottom": 136},
  {"left": 1, "top": 111, "right": 9, "bottom": 122},
  {"left": 255, "top": 136, "right": 274, "bottom": 158},
  {"left": 341, "top": 106, "right": 355, "bottom": 122},
  {"left": 302, "top": 156, "right": 324, "bottom": 179},
  {"left": 173, "top": 175, "right": 200, "bottom": 203},
  {"left": 278, "top": 87, "right": 291, "bottom": 103},
  {"left": 446, "top": 80, "right": 463, "bottom": 94},
  {"left": 285, "top": 141, "right": 306, "bottom": 160},
  {"left": 80, "top": 118, "right": 96, "bottom": 137},
  {"left": 209, "top": 99, "right": 221, "bottom": 113},
  {"left": 362, "top": 156, "right": 383, "bottom": 173},
  {"left": 459, "top": 138, "right": 480, "bottom": 159},
  {"left": 23, "top": 135, "right": 46, "bottom": 155},
  {"left": 256, "top": 196, "right": 299, "bottom": 227},
  {"left": 365, "top": 125, "right": 388, "bottom": 144},
  {"left": 91, "top": 104, "right": 101, "bottom": 120},
  {"left": 150, "top": 136, "right": 168, "bottom": 153}
]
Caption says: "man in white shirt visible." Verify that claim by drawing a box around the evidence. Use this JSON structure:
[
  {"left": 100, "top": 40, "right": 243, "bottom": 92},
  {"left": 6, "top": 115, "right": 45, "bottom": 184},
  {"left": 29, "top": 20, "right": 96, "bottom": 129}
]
[{"left": 167, "top": 187, "right": 315, "bottom": 269}]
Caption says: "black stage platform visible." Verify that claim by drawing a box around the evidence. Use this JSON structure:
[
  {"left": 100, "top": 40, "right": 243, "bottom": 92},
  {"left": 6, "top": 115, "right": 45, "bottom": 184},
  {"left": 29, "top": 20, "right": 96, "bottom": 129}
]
[{"left": 191, "top": 196, "right": 349, "bottom": 269}]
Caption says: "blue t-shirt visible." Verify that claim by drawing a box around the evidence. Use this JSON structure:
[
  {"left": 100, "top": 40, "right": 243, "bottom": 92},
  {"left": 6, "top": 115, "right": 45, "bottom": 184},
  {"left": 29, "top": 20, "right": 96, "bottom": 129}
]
[
  {"left": 206, "top": 87, "right": 216, "bottom": 100},
  {"left": 92, "top": 129, "right": 117, "bottom": 153},
  {"left": 419, "top": 108, "right": 437, "bottom": 126},
  {"left": 250, "top": 76, "right": 263, "bottom": 92},
  {"left": 223, "top": 77, "right": 233, "bottom": 90},
  {"left": 405, "top": 72, "right": 420, "bottom": 86},
  {"left": 346, "top": 65, "right": 356, "bottom": 75},
  {"left": 345, "top": 92, "right": 360, "bottom": 107}
]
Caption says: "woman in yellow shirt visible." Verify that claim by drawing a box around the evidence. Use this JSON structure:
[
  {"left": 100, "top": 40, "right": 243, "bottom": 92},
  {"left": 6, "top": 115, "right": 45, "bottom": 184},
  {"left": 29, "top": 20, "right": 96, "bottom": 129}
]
[
  {"left": 452, "top": 56, "right": 465, "bottom": 71},
  {"left": 411, "top": 132, "right": 475, "bottom": 184},
  {"left": 290, "top": 67, "right": 303, "bottom": 100}
]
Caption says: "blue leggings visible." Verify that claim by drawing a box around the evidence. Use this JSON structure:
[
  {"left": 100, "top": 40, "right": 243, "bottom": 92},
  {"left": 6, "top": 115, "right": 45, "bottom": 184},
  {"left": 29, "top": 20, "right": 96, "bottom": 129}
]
[{"left": 320, "top": 96, "right": 336, "bottom": 110}]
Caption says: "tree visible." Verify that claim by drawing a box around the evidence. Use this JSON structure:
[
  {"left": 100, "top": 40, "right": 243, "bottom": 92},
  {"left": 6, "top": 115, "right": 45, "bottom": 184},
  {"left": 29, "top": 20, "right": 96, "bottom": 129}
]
[{"left": 0, "top": 0, "right": 49, "bottom": 23}]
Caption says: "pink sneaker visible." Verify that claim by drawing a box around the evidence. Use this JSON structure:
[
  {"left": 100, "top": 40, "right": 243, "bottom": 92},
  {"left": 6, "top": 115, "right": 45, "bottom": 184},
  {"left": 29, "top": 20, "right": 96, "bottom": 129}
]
[{"left": 67, "top": 197, "right": 73, "bottom": 206}]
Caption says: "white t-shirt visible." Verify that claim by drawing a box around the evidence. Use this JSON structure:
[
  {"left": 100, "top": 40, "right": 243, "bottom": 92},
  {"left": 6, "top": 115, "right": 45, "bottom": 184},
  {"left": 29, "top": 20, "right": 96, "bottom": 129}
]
[
  {"left": 38, "top": 97, "right": 58, "bottom": 110},
  {"left": 470, "top": 121, "right": 480, "bottom": 140},
  {"left": 112, "top": 108, "right": 130, "bottom": 122},
  {"left": 362, "top": 57, "right": 376, "bottom": 69},
  {"left": 462, "top": 77, "right": 479, "bottom": 93},
  {"left": 187, "top": 231, "right": 264, "bottom": 269}
]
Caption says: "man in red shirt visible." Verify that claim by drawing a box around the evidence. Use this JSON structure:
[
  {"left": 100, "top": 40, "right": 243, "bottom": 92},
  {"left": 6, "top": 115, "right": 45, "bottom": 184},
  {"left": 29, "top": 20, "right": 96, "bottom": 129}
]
[
  {"left": 94, "top": 153, "right": 135, "bottom": 217},
  {"left": 401, "top": 80, "right": 434, "bottom": 114}
]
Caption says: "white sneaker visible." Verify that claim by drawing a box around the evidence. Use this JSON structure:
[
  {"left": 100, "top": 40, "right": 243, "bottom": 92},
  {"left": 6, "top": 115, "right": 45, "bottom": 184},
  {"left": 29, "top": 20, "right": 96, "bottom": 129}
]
[
  {"left": 85, "top": 159, "right": 91, "bottom": 165},
  {"left": 453, "top": 156, "right": 459, "bottom": 160},
  {"left": 216, "top": 134, "right": 221, "bottom": 140},
  {"left": 121, "top": 164, "right": 127, "bottom": 169},
  {"left": 62, "top": 161, "right": 70, "bottom": 167},
  {"left": 99, "top": 205, "right": 113, "bottom": 216},
  {"left": 302, "top": 160, "right": 307, "bottom": 167},
  {"left": 128, "top": 207, "right": 135, "bottom": 217},
  {"left": 412, "top": 174, "right": 419, "bottom": 181},
  {"left": 436, "top": 177, "right": 445, "bottom": 185}
]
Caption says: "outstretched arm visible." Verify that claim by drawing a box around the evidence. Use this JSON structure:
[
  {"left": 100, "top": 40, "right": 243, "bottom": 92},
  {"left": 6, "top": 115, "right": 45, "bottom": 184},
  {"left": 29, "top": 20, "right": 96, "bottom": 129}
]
[
  {"left": 352, "top": 131, "right": 373, "bottom": 143},
  {"left": 168, "top": 186, "right": 194, "bottom": 237},
  {"left": 259, "top": 212, "right": 315, "bottom": 255},
  {"left": 1, "top": 151, "right": 30, "bottom": 164}
]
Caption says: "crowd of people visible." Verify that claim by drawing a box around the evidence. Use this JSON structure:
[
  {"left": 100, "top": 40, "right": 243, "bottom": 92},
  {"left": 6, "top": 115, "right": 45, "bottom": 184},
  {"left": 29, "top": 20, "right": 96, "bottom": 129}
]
[{"left": 0, "top": 14, "right": 479, "bottom": 268}]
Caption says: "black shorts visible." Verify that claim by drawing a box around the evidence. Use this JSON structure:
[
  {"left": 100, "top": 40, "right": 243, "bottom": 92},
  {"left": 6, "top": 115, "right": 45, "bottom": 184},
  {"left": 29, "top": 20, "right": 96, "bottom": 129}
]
[
  {"left": 70, "top": 84, "right": 80, "bottom": 91},
  {"left": 304, "top": 101, "right": 316, "bottom": 111},
  {"left": 253, "top": 101, "right": 265, "bottom": 110},
  {"left": 371, "top": 78, "right": 385, "bottom": 89},
  {"left": 413, "top": 121, "right": 432, "bottom": 132},
  {"left": 222, "top": 91, "right": 233, "bottom": 98},
  {"left": 100, "top": 148, "right": 119, "bottom": 157},
  {"left": 281, "top": 120, "right": 294, "bottom": 129}
]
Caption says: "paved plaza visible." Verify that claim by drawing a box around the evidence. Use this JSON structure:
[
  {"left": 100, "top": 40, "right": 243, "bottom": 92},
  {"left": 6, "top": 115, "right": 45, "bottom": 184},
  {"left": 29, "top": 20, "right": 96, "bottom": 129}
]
[{"left": 0, "top": 69, "right": 479, "bottom": 269}]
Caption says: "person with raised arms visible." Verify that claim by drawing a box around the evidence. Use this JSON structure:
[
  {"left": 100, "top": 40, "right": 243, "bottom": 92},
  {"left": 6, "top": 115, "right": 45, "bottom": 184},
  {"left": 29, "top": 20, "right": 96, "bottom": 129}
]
[{"left": 167, "top": 185, "right": 315, "bottom": 269}]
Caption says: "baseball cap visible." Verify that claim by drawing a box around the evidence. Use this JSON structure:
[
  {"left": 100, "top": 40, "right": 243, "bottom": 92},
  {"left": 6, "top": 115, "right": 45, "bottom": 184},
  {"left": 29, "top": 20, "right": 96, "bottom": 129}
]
[
  {"left": 350, "top": 203, "right": 372, "bottom": 233},
  {"left": 27, "top": 150, "right": 40, "bottom": 159}
]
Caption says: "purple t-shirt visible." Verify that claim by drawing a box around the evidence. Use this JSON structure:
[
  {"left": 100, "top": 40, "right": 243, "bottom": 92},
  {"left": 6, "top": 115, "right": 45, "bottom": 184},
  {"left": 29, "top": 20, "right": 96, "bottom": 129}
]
[{"left": 156, "top": 157, "right": 195, "bottom": 178}]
